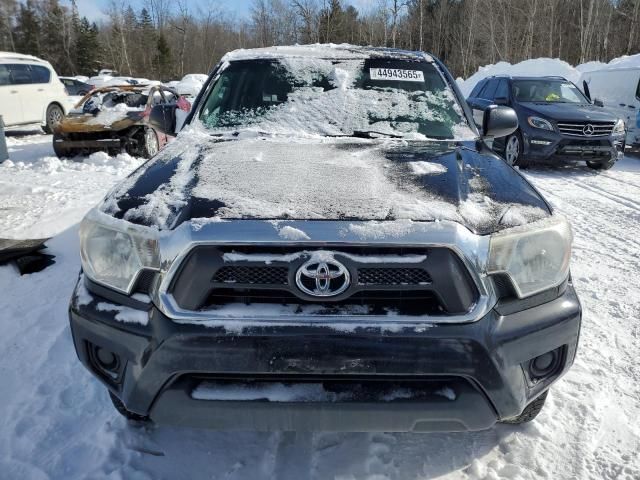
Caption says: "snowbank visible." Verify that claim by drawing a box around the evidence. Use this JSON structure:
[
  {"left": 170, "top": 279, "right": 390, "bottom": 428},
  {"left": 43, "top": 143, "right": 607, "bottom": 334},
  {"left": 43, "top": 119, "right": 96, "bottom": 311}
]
[
  {"left": 459, "top": 53, "right": 640, "bottom": 96},
  {"left": 176, "top": 73, "right": 208, "bottom": 97},
  {"left": 458, "top": 58, "right": 581, "bottom": 96},
  {"left": 579, "top": 53, "right": 640, "bottom": 72}
]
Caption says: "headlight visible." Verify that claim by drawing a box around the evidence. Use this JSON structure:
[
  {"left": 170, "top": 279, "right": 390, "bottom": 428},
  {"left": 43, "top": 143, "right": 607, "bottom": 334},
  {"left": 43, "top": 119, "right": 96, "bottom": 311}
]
[
  {"left": 487, "top": 215, "right": 572, "bottom": 298},
  {"left": 527, "top": 116, "right": 554, "bottom": 131},
  {"left": 80, "top": 213, "right": 160, "bottom": 294},
  {"left": 613, "top": 119, "right": 625, "bottom": 135}
]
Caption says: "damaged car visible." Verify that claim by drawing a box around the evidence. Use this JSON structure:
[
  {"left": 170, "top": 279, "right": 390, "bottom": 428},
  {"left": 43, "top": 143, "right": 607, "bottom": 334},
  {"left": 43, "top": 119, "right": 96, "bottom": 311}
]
[
  {"left": 53, "top": 84, "right": 190, "bottom": 159},
  {"left": 69, "top": 45, "right": 581, "bottom": 432}
]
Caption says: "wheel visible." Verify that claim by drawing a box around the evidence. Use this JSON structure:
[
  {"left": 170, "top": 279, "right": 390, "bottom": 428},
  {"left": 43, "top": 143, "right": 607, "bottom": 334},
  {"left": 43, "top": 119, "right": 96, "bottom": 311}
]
[
  {"left": 52, "top": 132, "right": 80, "bottom": 159},
  {"left": 77, "top": 90, "right": 88, "bottom": 96},
  {"left": 125, "top": 127, "right": 160, "bottom": 158},
  {"left": 504, "top": 131, "right": 529, "bottom": 168},
  {"left": 109, "top": 391, "right": 150, "bottom": 423},
  {"left": 587, "top": 158, "right": 616, "bottom": 170},
  {"left": 140, "top": 127, "right": 159, "bottom": 159},
  {"left": 43, "top": 103, "right": 64, "bottom": 134},
  {"left": 501, "top": 390, "right": 548, "bottom": 424}
]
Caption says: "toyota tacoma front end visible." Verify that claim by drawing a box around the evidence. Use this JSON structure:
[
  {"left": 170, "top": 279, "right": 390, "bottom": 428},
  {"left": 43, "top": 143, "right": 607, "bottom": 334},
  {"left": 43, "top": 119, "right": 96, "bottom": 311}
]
[{"left": 69, "top": 45, "right": 581, "bottom": 432}]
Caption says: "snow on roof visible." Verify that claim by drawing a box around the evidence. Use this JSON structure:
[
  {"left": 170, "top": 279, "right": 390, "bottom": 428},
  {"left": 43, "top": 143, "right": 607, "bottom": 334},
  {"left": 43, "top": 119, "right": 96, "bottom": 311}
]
[{"left": 222, "top": 44, "right": 434, "bottom": 63}]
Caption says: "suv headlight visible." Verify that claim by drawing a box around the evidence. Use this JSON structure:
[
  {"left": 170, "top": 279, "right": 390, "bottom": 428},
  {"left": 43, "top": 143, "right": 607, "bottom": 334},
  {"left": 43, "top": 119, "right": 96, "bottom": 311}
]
[
  {"left": 527, "top": 116, "right": 554, "bottom": 131},
  {"left": 487, "top": 215, "right": 572, "bottom": 298},
  {"left": 80, "top": 212, "right": 160, "bottom": 294},
  {"left": 613, "top": 119, "right": 625, "bottom": 135}
]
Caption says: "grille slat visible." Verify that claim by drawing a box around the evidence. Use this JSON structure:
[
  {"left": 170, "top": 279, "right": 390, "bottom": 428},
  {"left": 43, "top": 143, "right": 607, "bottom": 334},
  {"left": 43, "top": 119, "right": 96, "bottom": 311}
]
[
  {"left": 557, "top": 121, "right": 614, "bottom": 137},
  {"left": 357, "top": 267, "right": 431, "bottom": 286},
  {"left": 213, "top": 266, "right": 289, "bottom": 285},
  {"left": 203, "top": 288, "right": 443, "bottom": 315}
]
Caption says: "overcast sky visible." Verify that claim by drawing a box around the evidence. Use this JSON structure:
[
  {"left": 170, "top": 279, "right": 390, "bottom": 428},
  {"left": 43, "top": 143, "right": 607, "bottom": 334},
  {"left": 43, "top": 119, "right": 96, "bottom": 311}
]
[{"left": 72, "top": 0, "right": 378, "bottom": 23}]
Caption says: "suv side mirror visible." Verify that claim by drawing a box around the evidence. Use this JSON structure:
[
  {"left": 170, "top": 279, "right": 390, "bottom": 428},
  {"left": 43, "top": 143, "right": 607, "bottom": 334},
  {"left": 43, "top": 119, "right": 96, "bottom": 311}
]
[
  {"left": 593, "top": 98, "right": 604, "bottom": 107},
  {"left": 149, "top": 104, "right": 176, "bottom": 135},
  {"left": 483, "top": 105, "right": 518, "bottom": 138}
]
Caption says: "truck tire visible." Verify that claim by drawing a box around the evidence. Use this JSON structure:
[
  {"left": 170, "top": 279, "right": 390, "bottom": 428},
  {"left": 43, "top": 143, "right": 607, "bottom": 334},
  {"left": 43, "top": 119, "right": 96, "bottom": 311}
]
[
  {"left": 43, "top": 103, "right": 64, "bottom": 134},
  {"left": 501, "top": 390, "right": 548, "bottom": 424}
]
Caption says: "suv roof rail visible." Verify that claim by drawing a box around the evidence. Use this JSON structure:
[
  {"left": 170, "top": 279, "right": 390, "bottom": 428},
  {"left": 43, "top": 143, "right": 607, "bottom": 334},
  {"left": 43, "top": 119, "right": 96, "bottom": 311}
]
[{"left": 486, "top": 74, "right": 568, "bottom": 80}]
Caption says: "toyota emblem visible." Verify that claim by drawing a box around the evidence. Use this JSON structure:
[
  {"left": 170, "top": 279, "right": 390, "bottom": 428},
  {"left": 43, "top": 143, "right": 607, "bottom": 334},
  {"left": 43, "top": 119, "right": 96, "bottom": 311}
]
[
  {"left": 583, "top": 124, "right": 595, "bottom": 136},
  {"left": 295, "top": 258, "right": 350, "bottom": 297}
]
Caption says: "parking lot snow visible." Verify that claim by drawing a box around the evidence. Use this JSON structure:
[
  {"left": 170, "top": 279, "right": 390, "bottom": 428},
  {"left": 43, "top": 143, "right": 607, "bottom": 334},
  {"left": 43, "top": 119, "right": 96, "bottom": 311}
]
[
  {"left": 0, "top": 133, "right": 638, "bottom": 479},
  {"left": 0, "top": 132, "right": 144, "bottom": 238}
]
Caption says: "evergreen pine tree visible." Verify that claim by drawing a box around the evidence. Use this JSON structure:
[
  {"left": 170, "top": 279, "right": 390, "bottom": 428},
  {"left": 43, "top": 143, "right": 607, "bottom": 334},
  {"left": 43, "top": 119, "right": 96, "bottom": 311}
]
[
  {"left": 40, "top": 0, "right": 67, "bottom": 72},
  {"left": 137, "top": 8, "right": 156, "bottom": 75},
  {"left": 155, "top": 33, "right": 172, "bottom": 80},
  {"left": 13, "top": 0, "right": 40, "bottom": 56},
  {"left": 74, "top": 17, "right": 100, "bottom": 75}
]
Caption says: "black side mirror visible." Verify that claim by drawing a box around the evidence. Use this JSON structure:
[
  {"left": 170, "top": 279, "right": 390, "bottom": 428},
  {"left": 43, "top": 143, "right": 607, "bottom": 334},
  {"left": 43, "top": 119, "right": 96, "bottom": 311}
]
[
  {"left": 593, "top": 98, "right": 604, "bottom": 107},
  {"left": 483, "top": 105, "right": 518, "bottom": 138},
  {"left": 494, "top": 97, "right": 509, "bottom": 106},
  {"left": 149, "top": 104, "right": 176, "bottom": 135},
  {"left": 582, "top": 80, "right": 591, "bottom": 101}
]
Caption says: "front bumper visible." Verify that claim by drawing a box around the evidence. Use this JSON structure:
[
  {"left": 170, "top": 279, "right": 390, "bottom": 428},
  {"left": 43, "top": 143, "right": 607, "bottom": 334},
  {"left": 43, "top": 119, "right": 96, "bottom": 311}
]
[
  {"left": 54, "top": 138, "right": 122, "bottom": 149},
  {"left": 521, "top": 128, "right": 625, "bottom": 164},
  {"left": 69, "top": 277, "right": 581, "bottom": 432}
]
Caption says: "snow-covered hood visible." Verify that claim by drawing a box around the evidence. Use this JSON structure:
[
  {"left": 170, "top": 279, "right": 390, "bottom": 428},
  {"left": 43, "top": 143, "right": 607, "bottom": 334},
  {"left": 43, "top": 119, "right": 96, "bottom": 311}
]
[
  {"left": 520, "top": 102, "right": 618, "bottom": 123},
  {"left": 100, "top": 133, "right": 550, "bottom": 235}
]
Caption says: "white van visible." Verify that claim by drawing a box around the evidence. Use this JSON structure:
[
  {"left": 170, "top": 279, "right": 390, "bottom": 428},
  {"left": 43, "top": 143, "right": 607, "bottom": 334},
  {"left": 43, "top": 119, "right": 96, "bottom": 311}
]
[
  {"left": 582, "top": 67, "right": 640, "bottom": 147},
  {"left": 0, "top": 52, "right": 72, "bottom": 132}
]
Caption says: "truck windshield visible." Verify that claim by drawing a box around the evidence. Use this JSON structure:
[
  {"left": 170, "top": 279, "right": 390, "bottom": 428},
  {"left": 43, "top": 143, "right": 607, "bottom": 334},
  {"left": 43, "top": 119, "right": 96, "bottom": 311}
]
[
  {"left": 513, "top": 79, "right": 589, "bottom": 104},
  {"left": 198, "top": 58, "right": 473, "bottom": 139}
]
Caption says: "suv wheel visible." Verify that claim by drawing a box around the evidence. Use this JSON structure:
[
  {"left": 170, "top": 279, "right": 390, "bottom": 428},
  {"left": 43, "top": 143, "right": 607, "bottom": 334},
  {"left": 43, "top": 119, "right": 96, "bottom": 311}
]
[
  {"left": 43, "top": 103, "right": 64, "bottom": 134},
  {"left": 504, "top": 131, "right": 528, "bottom": 168},
  {"left": 501, "top": 390, "right": 548, "bottom": 424},
  {"left": 109, "top": 391, "right": 150, "bottom": 423},
  {"left": 586, "top": 158, "right": 615, "bottom": 171}
]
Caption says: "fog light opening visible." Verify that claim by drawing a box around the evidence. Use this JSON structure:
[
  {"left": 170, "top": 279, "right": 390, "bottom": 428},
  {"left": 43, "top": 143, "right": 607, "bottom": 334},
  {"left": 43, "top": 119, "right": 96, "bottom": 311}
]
[
  {"left": 529, "top": 348, "right": 562, "bottom": 379},
  {"left": 89, "top": 344, "right": 121, "bottom": 381},
  {"left": 96, "top": 347, "right": 118, "bottom": 371}
]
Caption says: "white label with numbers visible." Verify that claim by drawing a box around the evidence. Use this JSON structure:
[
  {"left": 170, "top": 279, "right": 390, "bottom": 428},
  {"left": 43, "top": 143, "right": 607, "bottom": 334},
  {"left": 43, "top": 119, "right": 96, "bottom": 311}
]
[{"left": 369, "top": 68, "right": 425, "bottom": 82}]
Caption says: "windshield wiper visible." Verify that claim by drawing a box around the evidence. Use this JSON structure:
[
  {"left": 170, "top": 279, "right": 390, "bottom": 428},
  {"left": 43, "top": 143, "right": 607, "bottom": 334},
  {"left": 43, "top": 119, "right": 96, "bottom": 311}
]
[{"left": 349, "top": 130, "right": 404, "bottom": 139}]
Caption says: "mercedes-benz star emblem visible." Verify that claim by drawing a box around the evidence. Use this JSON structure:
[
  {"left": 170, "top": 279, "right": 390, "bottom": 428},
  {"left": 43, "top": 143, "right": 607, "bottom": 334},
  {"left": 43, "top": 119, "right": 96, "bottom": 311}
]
[
  {"left": 583, "top": 124, "right": 595, "bottom": 136},
  {"left": 295, "top": 258, "right": 350, "bottom": 297}
]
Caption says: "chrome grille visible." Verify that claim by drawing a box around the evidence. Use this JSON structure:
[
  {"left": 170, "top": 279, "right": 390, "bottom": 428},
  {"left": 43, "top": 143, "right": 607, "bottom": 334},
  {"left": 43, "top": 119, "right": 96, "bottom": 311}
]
[
  {"left": 357, "top": 268, "right": 431, "bottom": 286},
  {"left": 556, "top": 121, "right": 614, "bottom": 137}
]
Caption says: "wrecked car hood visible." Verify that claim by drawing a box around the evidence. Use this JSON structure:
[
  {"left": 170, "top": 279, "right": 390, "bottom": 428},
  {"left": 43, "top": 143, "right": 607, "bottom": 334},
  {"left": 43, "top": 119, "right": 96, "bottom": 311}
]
[
  {"left": 57, "top": 110, "right": 145, "bottom": 133},
  {"left": 100, "top": 131, "right": 550, "bottom": 235}
]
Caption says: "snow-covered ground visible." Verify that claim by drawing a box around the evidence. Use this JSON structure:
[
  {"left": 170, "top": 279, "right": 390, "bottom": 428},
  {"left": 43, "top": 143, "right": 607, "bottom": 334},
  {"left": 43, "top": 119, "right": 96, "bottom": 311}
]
[{"left": 0, "top": 132, "right": 638, "bottom": 479}]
